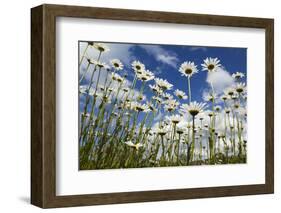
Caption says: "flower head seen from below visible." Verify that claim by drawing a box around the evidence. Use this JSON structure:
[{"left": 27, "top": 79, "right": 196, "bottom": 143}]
[
  {"left": 131, "top": 102, "right": 150, "bottom": 113},
  {"left": 203, "top": 92, "right": 217, "bottom": 102},
  {"left": 111, "top": 73, "right": 124, "bottom": 83},
  {"left": 220, "top": 94, "right": 228, "bottom": 102},
  {"left": 162, "top": 92, "right": 173, "bottom": 100},
  {"left": 149, "top": 84, "right": 162, "bottom": 94},
  {"left": 164, "top": 99, "right": 180, "bottom": 112},
  {"left": 132, "top": 60, "right": 145, "bottom": 73},
  {"left": 214, "top": 105, "right": 221, "bottom": 112},
  {"left": 86, "top": 57, "right": 97, "bottom": 65},
  {"left": 110, "top": 59, "right": 123, "bottom": 70},
  {"left": 174, "top": 89, "right": 188, "bottom": 100},
  {"left": 137, "top": 69, "right": 155, "bottom": 82},
  {"left": 235, "top": 82, "right": 246, "bottom": 94},
  {"left": 179, "top": 61, "right": 198, "bottom": 77},
  {"left": 154, "top": 78, "right": 173, "bottom": 91},
  {"left": 232, "top": 71, "right": 245, "bottom": 80},
  {"left": 201, "top": 57, "right": 221, "bottom": 72},
  {"left": 181, "top": 102, "right": 206, "bottom": 117},
  {"left": 156, "top": 126, "right": 168, "bottom": 136},
  {"left": 91, "top": 60, "right": 107, "bottom": 68},
  {"left": 168, "top": 114, "right": 182, "bottom": 125},
  {"left": 79, "top": 85, "right": 94, "bottom": 95},
  {"left": 92, "top": 43, "right": 110, "bottom": 52},
  {"left": 224, "top": 87, "right": 235, "bottom": 96}
]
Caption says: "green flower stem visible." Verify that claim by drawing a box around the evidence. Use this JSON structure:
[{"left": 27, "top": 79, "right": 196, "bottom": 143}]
[
  {"left": 79, "top": 43, "right": 89, "bottom": 66},
  {"left": 177, "top": 133, "right": 181, "bottom": 164},
  {"left": 160, "top": 135, "right": 165, "bottom": 161},
  {"left": 200, "top": 120, "right": 203, "bottom": 161},
  {"left": 188, "top": 76, "right": 192, "bottom": 103},
  {"left": 135, "top": 112, "right": 149, "bottom": 144},
  {"left": 210, "top": 81, "right": 216, "bottom": 161},
  {"left": 79, "top": 51, "right": 102, "bottom": 143},
  {"left": 188, "top": 115, "right": 195, "bottom": 164},
  {"left": 227, "top": 113, "right": 234, "bottom": 155},
  {"left": 232, "top": 110, "right": 236, "bottom": 156},
  {"left": 79, "top": 62, "right": 91, "bottom": 83}
]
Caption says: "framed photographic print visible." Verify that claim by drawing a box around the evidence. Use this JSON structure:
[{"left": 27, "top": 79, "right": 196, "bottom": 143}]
[{"left": 31, "top": 4, "right": 274, "bottom": 208}]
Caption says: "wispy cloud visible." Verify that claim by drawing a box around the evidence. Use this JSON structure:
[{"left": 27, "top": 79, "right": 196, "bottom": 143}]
[{"left": 139, "top": 45, "right": 179, "bottom": 68}]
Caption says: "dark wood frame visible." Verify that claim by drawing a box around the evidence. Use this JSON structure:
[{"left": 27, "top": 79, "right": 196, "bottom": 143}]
[{"left": 31, "top": 4, "right": 274, "bottom": 208}]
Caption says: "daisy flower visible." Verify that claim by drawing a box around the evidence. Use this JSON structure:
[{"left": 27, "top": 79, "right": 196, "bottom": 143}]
[
  {"left": 123, "top": 87, "right": 129, "bottom": 93},
  {"left": 203, "top": 92, "right": 217, "bottom": 102},
  {"left": 232, "top": 72, "right": 245, "bottom": 80},
  {"left": 164, "top": 99, "right": 180, "bottom": 112},
  {"left": 224, "top": 87, "right": 235, "bottom": 96},
  {"left": 91, "top": 60, "right": 107, "bottom": 68},
  {"left": 197, "top": 112, "right": 206, "bottom": 121},
  {"left": 79, "top": 85, "right": 90, "bottom": 94},
  {"left": 168, "top": 114, "right": 182, "bottom": 124},
  {"left": 152, "top": 96, "right": 162, "bottom": 103},
  {"left": 155, "top": 126, "right": 169, "bottom": 136},
  {"left": 235, "top": 82, "right": 246, "bottom": 93},
  {"left": 220, "top": 94, "right": 228, "bottom": 102},
  {"left": 225, "top": 107, "right": 231, "bottom": 114},
  {"left": 149, "top": 84, "right": 162, "bottom": 94},
  {"left": 132, "top": 60, "right": 145, "bottom": 73},
  {"left": 174, "top": 89, "right": 188, "bottom": 100},
  {"left": 231, "top": 93, "right": 239, "bottom": 100},
  {"left": 131, "top": 102, "right": 150, "bottom": 112},
  {"left": 154, "top": 78, "right": 173, "bottom": 91},
  {"left": 137, "top": 69, "right": 155, "bottom": 82},
  {"left": 162, "top": 92, "right": 173, "bottom": 100},
  {"left": 214, "top": 105, "right": 221, "bottom": 112},
  {"left": 81, "top": 112, "right": 90, "bottom": 118},
  {"left": 110, "top": 59, "right": 123, "bottom": 70},
  {"left": 176, "top": 126, "right": 185, "bottom": 135},
  {"left": 111, "top": 73, "right": 124, "bottom": 83},
  {"left": 181, "top": 102, "right": 206, "bottom": 117},
  {"left": 179, "top": 61, "right": 198, "bottom": 77},
  {"left": 92, "top": 43, "right": 110, "bottom": 52},
  {"left": 201, "top": 57, "right": 221, "bottom": 72},
  {"left": 86, "top": 57, "right": 96, "bottom": 65}
]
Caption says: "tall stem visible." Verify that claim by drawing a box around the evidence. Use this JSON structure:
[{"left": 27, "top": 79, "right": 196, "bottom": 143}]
[
  {"left": 188, "top": 76, "right": 192, "bottom": 104},
  {"left": 191, "top": 115, "right": 195, "bottom": 163},
  {"left": 79, "top": 44, "right": 89, "bottom": 66}
]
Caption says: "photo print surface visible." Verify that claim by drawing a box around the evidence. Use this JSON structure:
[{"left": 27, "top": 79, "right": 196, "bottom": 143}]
[{"left": 78, "top": 41, "right": 247, "bottom": 170}]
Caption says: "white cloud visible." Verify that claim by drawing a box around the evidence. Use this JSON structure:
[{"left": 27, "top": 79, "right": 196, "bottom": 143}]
[
  {"left": 206, "top": 67, "right": 234, "bottom": 94},
  {"left": 157, "top": 54, "right": 179, "bottom": 68},
  {"left": 139, "top": 45, "right": 179, "bottom": 68}
]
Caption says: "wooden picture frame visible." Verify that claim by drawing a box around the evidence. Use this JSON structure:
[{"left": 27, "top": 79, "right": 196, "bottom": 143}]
[{"left": 31, "top": 4, "right": 274, "bottom": 208}]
